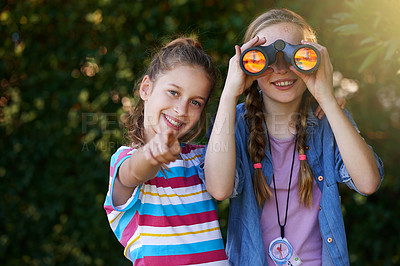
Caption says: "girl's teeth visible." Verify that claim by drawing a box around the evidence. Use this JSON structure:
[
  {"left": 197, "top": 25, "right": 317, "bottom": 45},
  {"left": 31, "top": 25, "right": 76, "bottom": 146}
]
[
  {"left": 275, "top": 81, "right": 294, "bottom": 86},
  {"left": 165, "top": 115, "right": 182, "bottom": 127}
]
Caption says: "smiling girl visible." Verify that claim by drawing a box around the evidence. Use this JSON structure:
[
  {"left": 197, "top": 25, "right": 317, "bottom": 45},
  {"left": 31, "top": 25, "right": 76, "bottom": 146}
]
[{"left": 104, "top": 37, "right": 228, "bottom": 265}]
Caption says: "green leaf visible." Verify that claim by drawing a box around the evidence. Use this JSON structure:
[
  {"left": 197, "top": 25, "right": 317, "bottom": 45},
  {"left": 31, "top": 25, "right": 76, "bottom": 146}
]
[
  {"left": 349, "top": 45, "right": 378, "bottom": 58},
  {"left": 384, "top": 39, "right": 400, "bottom": 61},
  {"left": 334, "top": 24, "right": 359, "bottom": 35},
  {"left": 372, "top": 13, "right": 381, "bottom": 29},
  {"left": 358, "top": 45, "right": 386, "bottom": 72},
  {"left": 360, "top": 36, "right": 375, "bottom": 46}
]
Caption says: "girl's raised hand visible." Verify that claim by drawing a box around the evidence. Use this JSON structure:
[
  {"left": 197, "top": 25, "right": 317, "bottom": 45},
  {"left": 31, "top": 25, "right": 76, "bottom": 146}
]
[
  {"left": 143, "top": 130, "right": 181, "bottom": 166},
  {"left": 291, "top": 41, "right": 335, "bottom": 107},
  {"left": 223, "top": 36, "right": 272, "bottom": 98}
]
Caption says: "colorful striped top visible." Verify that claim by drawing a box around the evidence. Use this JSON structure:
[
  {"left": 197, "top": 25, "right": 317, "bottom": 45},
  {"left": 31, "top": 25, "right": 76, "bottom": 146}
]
[{"left": 104, "top": 144, "right": 229, "bottom": 265}]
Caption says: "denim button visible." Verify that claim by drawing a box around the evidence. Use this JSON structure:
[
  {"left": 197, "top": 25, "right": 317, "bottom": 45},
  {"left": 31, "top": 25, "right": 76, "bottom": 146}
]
[
  {"left": 327, "top": 237, "right": 333, "bottom": 243},
  {"left": 318, "top": 176, "right": 323, "bottom": 181}
]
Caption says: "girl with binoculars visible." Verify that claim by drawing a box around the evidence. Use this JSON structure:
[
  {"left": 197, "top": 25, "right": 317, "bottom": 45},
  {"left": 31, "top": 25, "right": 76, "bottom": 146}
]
[{"left": 201, "top": 8, "right": 383, "bottom": 266}]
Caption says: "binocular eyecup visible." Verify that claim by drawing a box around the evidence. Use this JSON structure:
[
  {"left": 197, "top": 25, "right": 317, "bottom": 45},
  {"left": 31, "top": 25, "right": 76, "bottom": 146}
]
[{"left": 240, "top": 39, "right": 321, "bottom": 76}]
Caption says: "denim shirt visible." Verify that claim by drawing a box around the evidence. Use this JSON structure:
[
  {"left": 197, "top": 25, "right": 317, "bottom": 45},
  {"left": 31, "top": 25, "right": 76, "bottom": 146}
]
[{"left": 200, "top": 103, "right": 384, "bottom": 266}]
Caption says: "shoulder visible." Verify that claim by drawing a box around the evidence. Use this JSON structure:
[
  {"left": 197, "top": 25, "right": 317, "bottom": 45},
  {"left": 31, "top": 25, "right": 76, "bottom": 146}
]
[
  {"left": 113, "top": 146, "right": 135, "bottom": 157},
  {"left": 234, "top": 102, "right": 250, "bottom": 132},
  {"left": 110, "top": 146, "right": 135, "bottom": 167},
  {"left": 235, "top": 102, "right": 248, "bottom": 126},
  {"left": 236, "top": 102, "right": 247, "bottom": 115},
  {"left": 307, "top": 107, "right": 357, "bottom": 131}
]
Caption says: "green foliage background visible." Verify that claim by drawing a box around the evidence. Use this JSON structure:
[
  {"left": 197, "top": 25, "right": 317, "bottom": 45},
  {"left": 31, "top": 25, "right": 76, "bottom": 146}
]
[{"left": 1, "top": 0, "right": 399, "bottom": 265}]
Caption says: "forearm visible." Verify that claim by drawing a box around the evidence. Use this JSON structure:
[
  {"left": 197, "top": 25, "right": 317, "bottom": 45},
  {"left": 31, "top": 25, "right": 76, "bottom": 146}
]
[
  {"left": 119, "top": 148, "right": 161, "bottom": 187},
  {"left": 322, "top": 99, "right": 381, "bottom": 194},
  {"left": 204, "top": 93, "right": 238, "bottom": 200},
  {"left": 204, "top": 38, "right": 265, "bottom": 200}
]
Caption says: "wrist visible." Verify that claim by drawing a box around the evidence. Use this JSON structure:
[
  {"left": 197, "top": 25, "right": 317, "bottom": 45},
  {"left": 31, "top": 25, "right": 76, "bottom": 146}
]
[
  {"left": 221, "top": 93, "right": 239, "bottom": 101},
  {"left": 131, "top": 148, "right": 161, "bottom": 180},
  {"left": 319, "top": 96, "right": 342, "bottom": 115},
  {"left": 314, "top": 88, "right": 335, "bottom": 109},
  {"left": 221, "top": 87, "right": 240, "bottom": 103}
]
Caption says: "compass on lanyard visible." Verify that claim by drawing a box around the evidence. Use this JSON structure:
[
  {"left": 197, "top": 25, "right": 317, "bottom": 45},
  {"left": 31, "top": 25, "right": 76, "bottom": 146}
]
[
  {"left": 267, "top": 134, "right": 299, "bottom": 266},
  {"left": 269, "top": 237, "right": 293, "bottom": 265}
]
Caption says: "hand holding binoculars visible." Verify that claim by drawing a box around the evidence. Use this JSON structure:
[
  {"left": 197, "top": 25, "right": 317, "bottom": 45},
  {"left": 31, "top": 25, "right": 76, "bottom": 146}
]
[{"left": 240, "top": 39, "right": 320, "bottom": 76}]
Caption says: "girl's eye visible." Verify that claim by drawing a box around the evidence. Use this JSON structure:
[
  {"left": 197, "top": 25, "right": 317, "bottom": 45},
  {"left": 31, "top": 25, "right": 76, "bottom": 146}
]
[
  {"left": 191, "top": 100, "right": 201, "bottom": 107},
  {"left": 169, "top": 90, "right": 178, "bottom": 96}
]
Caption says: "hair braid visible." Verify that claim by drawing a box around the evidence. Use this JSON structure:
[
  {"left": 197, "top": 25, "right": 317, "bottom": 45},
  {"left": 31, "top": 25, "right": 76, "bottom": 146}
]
[{"left": 245, "top": 82, "right": 272, "bottom": 205}]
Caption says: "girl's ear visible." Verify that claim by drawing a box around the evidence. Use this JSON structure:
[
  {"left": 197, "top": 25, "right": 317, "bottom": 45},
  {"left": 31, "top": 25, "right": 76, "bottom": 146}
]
[{"left": 139, "top": 75, "right": 152, "bottom": 101}]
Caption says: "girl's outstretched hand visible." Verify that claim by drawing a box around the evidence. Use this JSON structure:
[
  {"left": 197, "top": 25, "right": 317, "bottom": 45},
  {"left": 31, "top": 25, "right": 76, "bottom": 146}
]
[
  {"left": 223, "top": 36, "right": 272, "bottom": 98},
  {"left": 143, "top": 130, "right": 181, "bottom": 166}
]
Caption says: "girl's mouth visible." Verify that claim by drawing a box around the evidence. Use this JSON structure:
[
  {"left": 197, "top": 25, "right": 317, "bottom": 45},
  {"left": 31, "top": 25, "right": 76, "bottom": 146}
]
[
  {"left": 272, "top": 80, "right": 295, "bottom": 87},
  {"left": 163, "top": 114, "right": 183, "bottom": 129}
]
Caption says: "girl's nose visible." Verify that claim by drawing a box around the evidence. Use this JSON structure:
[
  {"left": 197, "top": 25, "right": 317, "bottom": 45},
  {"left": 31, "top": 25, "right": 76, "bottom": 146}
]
[
  {"left": 271, "top": 52, "right": 290, "bottom": 74},
  {"left": 174, "top": 100, "right": 188, "bottom": 115}
]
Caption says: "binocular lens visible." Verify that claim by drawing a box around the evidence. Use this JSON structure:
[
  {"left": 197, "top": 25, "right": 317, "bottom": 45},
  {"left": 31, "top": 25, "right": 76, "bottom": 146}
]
[
  {"left": 242, "top": 50, "right": 266, "bottom": 74},
  {"left": 294, "top": 47, "right": 319, "bottom": 71},
  {"left": 240, "top": 41, "right": 320, "bottom": 75}
]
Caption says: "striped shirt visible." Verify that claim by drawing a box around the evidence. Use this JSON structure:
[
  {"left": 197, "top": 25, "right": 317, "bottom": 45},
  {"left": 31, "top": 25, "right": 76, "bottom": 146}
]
[{"left": 104, "top": 144, "right": 228, "bottom": 265}]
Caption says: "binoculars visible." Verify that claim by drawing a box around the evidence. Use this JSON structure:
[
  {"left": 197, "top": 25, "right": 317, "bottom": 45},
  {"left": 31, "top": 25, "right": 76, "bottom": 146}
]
[{"left": 240, "top": 39, "right": 320, "bottom": 75}]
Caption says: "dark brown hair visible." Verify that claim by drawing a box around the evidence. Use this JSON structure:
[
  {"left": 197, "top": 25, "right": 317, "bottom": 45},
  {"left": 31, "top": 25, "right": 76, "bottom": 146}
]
[
  {"left": 244, "top": 9, "right": 316, "bottom": 206},
  {"left": 125, "top": 37, "right": 217, "bottom": 149}
]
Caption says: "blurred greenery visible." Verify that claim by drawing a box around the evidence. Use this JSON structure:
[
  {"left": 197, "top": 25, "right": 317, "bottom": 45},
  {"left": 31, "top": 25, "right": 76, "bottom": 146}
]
[{"left": 1, "top": 0, "right": 399, "bottom": 265}]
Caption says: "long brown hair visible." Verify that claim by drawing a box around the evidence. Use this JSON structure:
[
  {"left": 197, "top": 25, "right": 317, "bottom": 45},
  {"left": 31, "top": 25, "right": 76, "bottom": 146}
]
[
  {"left": 244, "top": 9, "right": 316, "bottom": 206},
  {"left": 125, "top": 37, "right": 217, "bottom": 149}
]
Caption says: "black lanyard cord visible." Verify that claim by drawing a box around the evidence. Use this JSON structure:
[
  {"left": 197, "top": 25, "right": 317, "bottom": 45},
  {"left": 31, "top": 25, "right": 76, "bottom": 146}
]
[{"left": 268, "top": 134, "right": 297, "bottom": 239}]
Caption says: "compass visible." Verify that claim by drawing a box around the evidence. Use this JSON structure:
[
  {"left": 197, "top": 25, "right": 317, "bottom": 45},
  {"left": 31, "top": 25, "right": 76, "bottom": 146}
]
[{"left": 269, "top": 237, "right": 293, "bottom": 265}]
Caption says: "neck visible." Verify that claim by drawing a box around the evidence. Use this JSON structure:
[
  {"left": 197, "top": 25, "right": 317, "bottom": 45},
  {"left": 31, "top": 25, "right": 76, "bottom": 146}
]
[{"left": 262, "top": 95, "right": 302, "bottom": 140}]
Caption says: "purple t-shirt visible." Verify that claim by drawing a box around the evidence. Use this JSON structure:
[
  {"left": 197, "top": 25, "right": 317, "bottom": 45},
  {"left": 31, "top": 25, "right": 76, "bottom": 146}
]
[{"left": 261, "top": 135, "right": 322, "bottom": 265}]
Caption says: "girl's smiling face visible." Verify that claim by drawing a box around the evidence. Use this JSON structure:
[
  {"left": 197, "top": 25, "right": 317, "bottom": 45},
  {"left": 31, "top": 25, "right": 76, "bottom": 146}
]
[
  {"left": 140, "top": 65, "right": 211, "bottom": 142},
  {"left": 256, "top": 22, "right": 308, "bottom": 106}
]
